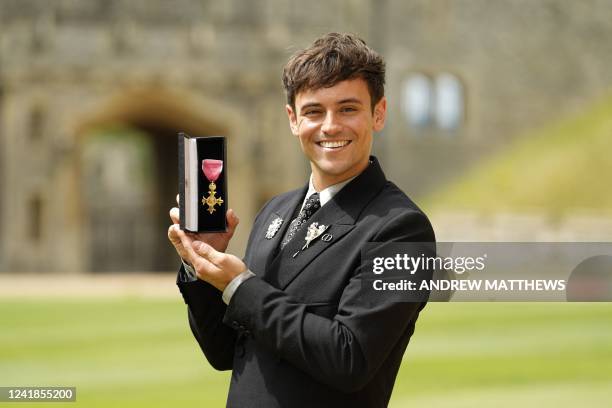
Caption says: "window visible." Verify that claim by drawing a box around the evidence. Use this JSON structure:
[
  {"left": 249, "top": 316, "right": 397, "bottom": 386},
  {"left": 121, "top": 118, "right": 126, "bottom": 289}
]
[
  {"left": 435, "top": 73, "right": 464, "bottom": 131},
  {"left": 401, "top": 74, "right": 433, "bottom": 128},
  {"left": 401, "top": 72, "right": 464, "bottom": 134}
]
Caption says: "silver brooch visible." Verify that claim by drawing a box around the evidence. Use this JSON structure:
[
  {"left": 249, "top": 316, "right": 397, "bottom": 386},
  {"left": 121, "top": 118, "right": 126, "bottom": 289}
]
[
  {"left": 265, "top": 217, "right": 283, "bottom": 239},
  {"left": 303, "top": 223, "right": 329, "bottom": 249}
]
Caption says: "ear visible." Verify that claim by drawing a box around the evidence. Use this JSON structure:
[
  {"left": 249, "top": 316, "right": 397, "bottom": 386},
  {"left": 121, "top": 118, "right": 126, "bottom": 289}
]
[
  {"left": 286, "top": 104, "right": 299, "bottom": 136},
  {"left": 372, "top": 97, "right": 387, "bottom": 132}
]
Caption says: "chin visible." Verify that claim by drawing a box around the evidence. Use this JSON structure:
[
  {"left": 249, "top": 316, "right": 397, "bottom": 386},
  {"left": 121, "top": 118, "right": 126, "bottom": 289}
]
[{"left": 316, "top": 160, "right": 349, "bottom": 174}]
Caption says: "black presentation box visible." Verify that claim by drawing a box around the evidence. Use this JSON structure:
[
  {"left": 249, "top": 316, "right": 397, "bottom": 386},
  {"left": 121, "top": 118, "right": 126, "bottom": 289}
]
[{"left": 178, "top": 133, "right": 228, "bottom": 232}]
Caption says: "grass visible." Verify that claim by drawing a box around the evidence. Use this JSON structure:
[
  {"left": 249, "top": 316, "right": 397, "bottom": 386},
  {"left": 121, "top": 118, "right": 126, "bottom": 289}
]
[
  {"left": 0, "top": 299, "right": 230, "bottom": 407},
  {"left": 1, "top": 299, "right": 611, "bottom": 407},
  {"left": 424, "top": 94, "right": 612, "bottom": 216},
  {"left": 394, "top": 303, "right": 612, "bottom": 407}
]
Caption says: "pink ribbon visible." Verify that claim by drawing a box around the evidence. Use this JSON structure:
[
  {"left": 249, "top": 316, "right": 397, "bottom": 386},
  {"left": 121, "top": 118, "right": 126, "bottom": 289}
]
[{"left": 202, "top": 159, "right": 223, "bottom": 182}]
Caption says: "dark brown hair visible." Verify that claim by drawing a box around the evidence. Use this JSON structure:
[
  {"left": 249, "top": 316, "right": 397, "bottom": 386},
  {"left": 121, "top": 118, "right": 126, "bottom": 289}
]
[{"left": 282, "top": 32, "right": 385, "bottom": 112}]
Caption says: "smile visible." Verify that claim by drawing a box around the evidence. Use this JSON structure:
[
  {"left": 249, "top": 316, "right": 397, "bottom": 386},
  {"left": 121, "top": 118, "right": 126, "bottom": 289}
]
[{"left": 316, "top": 140, "right": 351, "bottom": 149}]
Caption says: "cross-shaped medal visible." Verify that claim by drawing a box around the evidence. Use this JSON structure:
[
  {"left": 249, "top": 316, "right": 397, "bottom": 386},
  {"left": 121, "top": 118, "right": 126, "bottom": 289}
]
[{"left": 202, "top": 182, "right": 224, "bottom": 214}]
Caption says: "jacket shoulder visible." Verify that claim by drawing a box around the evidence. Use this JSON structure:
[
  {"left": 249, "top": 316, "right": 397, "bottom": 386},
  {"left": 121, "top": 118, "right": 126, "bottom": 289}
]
[
  {"left": 364, "top": 181, "right": 435, "bottom": 242},
  {"left": 363, "top": 181, "right": 426, "bottom": 215}
]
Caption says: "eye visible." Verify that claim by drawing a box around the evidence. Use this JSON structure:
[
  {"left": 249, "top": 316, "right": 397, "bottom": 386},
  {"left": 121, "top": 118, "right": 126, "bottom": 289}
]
[
  {"left": 303, "top": 110, "right": 322, "bottom": 117},
  {"left": 340, "top": 106, "right": 358, "bottom": 113}
]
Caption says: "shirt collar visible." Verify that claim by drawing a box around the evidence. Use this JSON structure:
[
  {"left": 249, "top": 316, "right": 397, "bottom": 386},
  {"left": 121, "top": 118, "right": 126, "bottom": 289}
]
[{"left": 301, "top": 173, "right": 356, "bottom": 210}]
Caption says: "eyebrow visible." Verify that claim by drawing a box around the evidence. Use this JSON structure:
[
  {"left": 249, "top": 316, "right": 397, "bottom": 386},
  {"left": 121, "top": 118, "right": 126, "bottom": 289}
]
[
  {"left": 299, "top": 98, "right": 364, "bottom": 112},
  {"left": 299, "top": 102, "right": 323, "bottom": 111},
  {"left": 337, "top": 98, "right": 363, "bottom": 105}
]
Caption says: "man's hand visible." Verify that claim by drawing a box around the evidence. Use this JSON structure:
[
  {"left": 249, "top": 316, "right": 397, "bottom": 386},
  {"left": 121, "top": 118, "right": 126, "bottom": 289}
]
[
  {"left": 168, "top": 193, "right": 239, "bottom": 254},
  {"left": 168, "top": 225, "right": 247, "bottom": 291},
  {"left": 190, "top": 240, "right": 247, "bottom": 291},
  {"left": 168, "top": 194, "right": 246, "bottom": 290}
]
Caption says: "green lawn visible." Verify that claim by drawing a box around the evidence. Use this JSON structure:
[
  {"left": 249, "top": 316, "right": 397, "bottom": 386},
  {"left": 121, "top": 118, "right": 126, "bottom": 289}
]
[{"left": 1, "top": 299, "right": 611, "bottom": 407}]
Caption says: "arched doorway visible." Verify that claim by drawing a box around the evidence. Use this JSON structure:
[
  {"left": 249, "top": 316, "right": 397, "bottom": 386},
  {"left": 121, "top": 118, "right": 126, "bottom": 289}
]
[{"left": 76, "top": 87, "right": 242, "bottom": 272}]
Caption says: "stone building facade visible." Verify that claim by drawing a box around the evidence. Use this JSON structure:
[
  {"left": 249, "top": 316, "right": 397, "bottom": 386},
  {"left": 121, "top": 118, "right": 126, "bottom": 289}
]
[{"left": 1, "top": 0, "right": 611, "bottom": 272}]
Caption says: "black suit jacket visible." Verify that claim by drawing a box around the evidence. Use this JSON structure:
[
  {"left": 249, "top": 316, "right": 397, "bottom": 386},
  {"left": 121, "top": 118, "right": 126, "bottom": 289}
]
[{"left": 177, "top": 156, "right": 435, "bottom": 407}]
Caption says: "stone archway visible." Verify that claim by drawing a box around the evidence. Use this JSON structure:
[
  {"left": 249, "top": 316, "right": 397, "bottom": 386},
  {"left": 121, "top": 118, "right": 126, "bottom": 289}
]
[{"left": 74, "top": 87, "right": 253, "bottom": 272}]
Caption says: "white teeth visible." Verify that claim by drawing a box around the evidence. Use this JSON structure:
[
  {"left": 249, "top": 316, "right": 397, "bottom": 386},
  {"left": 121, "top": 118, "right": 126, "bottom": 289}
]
[{"left": 318, "top": 140, "right": 350, "bottom": 148}]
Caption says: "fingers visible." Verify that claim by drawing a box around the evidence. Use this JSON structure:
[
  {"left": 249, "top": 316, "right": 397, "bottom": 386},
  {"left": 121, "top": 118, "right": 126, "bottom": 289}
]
[
  {"left": 168, "top": 224, "right": 196, "bottom": 263},
  {"left": 176, "top": 228, "right": 197, "bottom": 258},
  {"left": 189, "top": 241, "right": 223, "bottom": 278},
  {"left": 169, "top": 207, "right": 180, "bottom": 224},
  {"left": 190, "top": 238, "right": 247, "bottom": 290},
  {"left": 168, "top": 224, "right": 226, "bottom": 281},
  {"left": 226, "top": 209, "right": 239, "bottom": 234},
  {"left": 168, "top": 224, "right": 191, "bottom": 262},
  {"left": 192, "top": 253, "right": 221, "bottom": 278},
  {"left": 170, "top": 194, "right": 180, "bottom": 225},
  {"left": 167, "top": 224, "right": 181, "bottom": 245},
  {"left": 192, "top": 241, "right": 226, "bottom": 267}
]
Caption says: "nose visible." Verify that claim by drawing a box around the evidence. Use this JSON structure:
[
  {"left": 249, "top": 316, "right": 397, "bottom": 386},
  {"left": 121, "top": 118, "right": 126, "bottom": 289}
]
[{"left": 321, "top": 112, "right": 342, "bottom": 136}]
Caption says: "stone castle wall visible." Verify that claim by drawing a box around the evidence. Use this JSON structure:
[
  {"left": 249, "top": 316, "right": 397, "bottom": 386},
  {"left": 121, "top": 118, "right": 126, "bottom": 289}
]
[{"left": 1, "top": 0, "right": 611, "bottom": 272}]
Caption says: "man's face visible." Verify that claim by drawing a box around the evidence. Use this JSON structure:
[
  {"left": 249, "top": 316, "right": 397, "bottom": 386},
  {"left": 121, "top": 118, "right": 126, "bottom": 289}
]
[{"left": 286, "top": 78, "right": 387, "bottom": 190}]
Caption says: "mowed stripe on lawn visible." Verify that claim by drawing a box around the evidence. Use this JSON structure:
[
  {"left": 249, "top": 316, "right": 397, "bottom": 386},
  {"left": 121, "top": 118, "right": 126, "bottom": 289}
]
[{"left": 1, "top": 300, "right": 611, "bottom": 408}]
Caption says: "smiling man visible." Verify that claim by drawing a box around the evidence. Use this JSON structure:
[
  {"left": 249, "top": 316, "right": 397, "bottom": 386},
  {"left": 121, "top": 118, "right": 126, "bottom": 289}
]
[
  {"left": 287, "top": 77, "right": 384, "bottom": 190},
  {"left": 168, "top": 32, "right": 435, "bottom": 407}
]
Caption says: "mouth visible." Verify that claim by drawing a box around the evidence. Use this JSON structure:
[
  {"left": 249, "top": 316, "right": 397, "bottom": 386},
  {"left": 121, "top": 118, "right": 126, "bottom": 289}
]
[{"left": 316, "top": 140, "right": 351, "bottom": 150}]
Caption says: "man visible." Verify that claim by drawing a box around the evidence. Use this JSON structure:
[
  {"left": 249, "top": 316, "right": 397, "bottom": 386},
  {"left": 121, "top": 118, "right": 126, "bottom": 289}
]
[{"left": 168, "top": 32, "right": 435, "bottom": 407}]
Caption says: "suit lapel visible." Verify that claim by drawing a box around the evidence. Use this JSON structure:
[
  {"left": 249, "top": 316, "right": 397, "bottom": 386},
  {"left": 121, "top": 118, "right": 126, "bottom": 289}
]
[
  {"left": 268, "top": 199, "right": 354, "bottom": 289},
  {"left": 254, "top": 185, "right": 307, "bottom": 279},
  {"left": 265, "top": 156, "right": 388, "bottom": 290}
]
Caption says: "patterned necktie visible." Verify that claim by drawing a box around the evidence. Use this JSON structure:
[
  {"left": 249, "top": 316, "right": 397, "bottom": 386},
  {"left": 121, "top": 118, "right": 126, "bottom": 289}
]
[{"left": 280, "top": 192, "right": 321, "bottom": 249}]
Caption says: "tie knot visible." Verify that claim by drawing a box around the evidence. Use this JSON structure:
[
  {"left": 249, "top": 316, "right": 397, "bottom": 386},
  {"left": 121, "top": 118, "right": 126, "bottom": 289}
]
[
  {"left": 302, "top": 192, "right": 320, "bottom": 215},
  {"left": 279, "top": 192, "right": 321, "bottom": 249}
]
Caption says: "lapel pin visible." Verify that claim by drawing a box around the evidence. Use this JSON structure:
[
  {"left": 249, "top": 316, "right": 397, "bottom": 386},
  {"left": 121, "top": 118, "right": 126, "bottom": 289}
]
[
  {"left": 321, "top": 233, "right": 333, "bottom": 242},
  {"left": 292, "top": 223, "right": 330, "bottom": 258},
  {"left": 265, "top": 217, "right": 283, "bottom": 239},
  {"left": 302, "top": 223, "right": 329, "bottom": 250}
]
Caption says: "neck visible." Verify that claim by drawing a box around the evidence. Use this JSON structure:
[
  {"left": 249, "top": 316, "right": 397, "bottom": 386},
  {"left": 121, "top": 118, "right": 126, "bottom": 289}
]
[{"left": 311, "top": 159, "right": 370, "bottom": 191}]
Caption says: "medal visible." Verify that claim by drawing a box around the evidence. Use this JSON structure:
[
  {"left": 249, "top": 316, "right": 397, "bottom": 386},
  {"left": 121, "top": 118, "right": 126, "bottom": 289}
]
[{"left": 201, "top": 159, "right": 224, "bottom": 214}]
